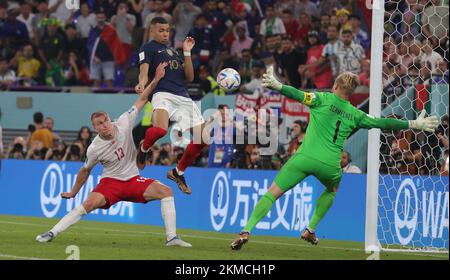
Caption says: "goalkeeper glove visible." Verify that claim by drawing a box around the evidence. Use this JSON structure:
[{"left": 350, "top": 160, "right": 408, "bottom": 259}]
[
  {"left": 261, "top": 65, "right": 282, "bottom": 91},
  {"left": 408, "top": 110, "right": 439, "bottom": 133}
]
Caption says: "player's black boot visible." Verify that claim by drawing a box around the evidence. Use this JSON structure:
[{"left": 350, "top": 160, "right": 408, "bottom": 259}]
[
  {"left": 301, "top": 228, "right": 319, "bottom": 245},
  {"left": 230, "top": 231, "right": 249, "bottom": 250},
  {"left": 167, "top": 168, "right": 192, "bottom": 195}
]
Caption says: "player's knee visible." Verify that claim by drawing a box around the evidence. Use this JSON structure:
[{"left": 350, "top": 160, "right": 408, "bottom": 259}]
[
  {"left": 82, "top": 201, "right": 97, "bottom": 213},
  {"left": 159, "top": 184, "right": 173, "bottom": 198}
]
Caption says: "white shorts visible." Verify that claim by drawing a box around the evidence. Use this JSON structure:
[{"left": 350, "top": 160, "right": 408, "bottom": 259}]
[{"left": 151, "top": 92, "right": 205, "bottom": 132}]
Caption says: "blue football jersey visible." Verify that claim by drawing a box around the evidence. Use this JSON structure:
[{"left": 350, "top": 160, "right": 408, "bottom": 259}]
[{"left": 139, "top": 40, "right": 190, "bottom": 98}]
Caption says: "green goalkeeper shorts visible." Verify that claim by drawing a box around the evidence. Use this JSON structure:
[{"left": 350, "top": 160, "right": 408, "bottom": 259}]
[{"left": 274, "top": 153, "right": 343, "bottom": 192}]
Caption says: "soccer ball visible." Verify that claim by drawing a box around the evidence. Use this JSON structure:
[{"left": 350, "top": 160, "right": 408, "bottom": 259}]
[{"left": 217, "top": 68, "right": 241, "bottom": 92}]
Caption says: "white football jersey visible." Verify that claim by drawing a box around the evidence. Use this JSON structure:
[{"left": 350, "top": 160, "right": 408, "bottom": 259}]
[{"left": 84, "top": 106, "right": 139, "bottom": 181}]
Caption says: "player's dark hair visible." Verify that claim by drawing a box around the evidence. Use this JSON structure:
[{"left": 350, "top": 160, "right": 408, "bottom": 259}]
[
  {"left": 342, "top": 29, "right": 353, "bottom": 36},
  {"left": 218, "top": 104, "right": 229, "bottom": 110},
  {"left": 150, "top": 17, "right": 168, "bottom": 26},
  {"left": 33, "top": 112, "right": 44, "bottom": 124}
]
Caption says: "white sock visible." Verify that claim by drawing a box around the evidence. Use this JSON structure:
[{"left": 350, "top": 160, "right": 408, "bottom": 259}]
[
  {"left": 175, "top": 167, "right": 184, "bottom": 176},
  {"left": 160, "top": 196, "right": 177, "bottom": 241},
  {"left": 50, "top": 205, "right": 87, "bottom": 236}
]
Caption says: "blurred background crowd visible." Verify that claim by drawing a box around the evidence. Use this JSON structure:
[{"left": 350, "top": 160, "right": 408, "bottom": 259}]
[{"left": 0, "top": 0, "right": 448, "bottom": 175}]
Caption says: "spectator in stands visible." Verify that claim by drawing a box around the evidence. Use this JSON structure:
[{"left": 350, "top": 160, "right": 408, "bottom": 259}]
[
  {"left": 396, "top": 41, "right": 414, "bottom": 75},
  {"left": 9, "top": 43, "right": 40, "bottom": 86},
  {"left": 143, "top": 0, "right": 172, "bottom": 43},
  {"left": 275, "top": 0, "right": 295, "bottom": 15},
  {"left": 76, "top": 126, "right": 92, "bottom": 160},
  {"left": 89, "top": 10, "right": 115, "bottom": 88},
  {"left": 382, "top": 61, "right": 406, "bottom": 105},
  {"left": 279, "top": 36, "right": 305, "bottom": 89},
  {"left": 421, "top": 38, "right": 443, "bottom": 73},
  {"left": 431, "top": 59, "right": 449, "bottom": 84},
  {"left": 7, "top": 137, "right": 26, "bottom": 160},
  {"left": 31, "top": 0, "right": 51, "bottom": 45},
  {"left": 340, "top": 151, "right": 362, "bottom": 173},
  {"left": 336, "top": 29, "right": 366, "bottom": 75},
  {"left": 293, "top": 12, "right": 312, "bottom": 46},
  {"left": 204, "top": 0, "right": 229, "bottom": 50},
  {"left": 26, "top": 140, "right": 46, "bottom": 160},
  {"left": 359, "top": 59, "right": 370, "bottom": 87},
  {"left": 238, "top": 49, "right": 255, "bottom": 84},
  {"left": 48, "top": 0, "right": 72, "bottom": 25},
  {"left": 63, "top": 142, "right": 82, "bottom": 162},
  {"left": 317, "top": 25, "right": 342, "bottom": 80},
  {"left": 188, "top": 13, "right": 215, "bottom": 67},
  {"left": 16, "top": 1, "right": 34, "bottom": 41},
  {"left": 30, "top": 112, "right": 53, "bottom": 149},
  {"left": 281, "top": 9, "right": 299, "bottom": 40},
  {"left": 63, "top": 51, "right": 89, "bottom": 86},
  {"left": 0, "top": 56, "right": 16, "bottom": 89},
  {"left": 299, "top": 30, "right": 332, "bottom": 89},
  {"left": 259, "top": 5, "right": 286, "bottom": 37},
  {"left": 126, "top": 0, "right": 144, "bottom": 28},
  {"left": 1, "top": 7, "right": 29, "bottom": 60},
  {"left": 111, "top": 1, "right": 136, "bottom": 61},
  {"left": 230, "top": 22, "right": 253, "bottom": 58},
  {"left": 44, "top": 139, "right": 66, "bottom": 161},
  {"left": 64, "top": 23, "right": 87, "bottom": 58},
  {"left": 348, "top": 14, "right": 370, "bottom": 50},
  {"left": 247, "top": 145, "right": 263, "bottom": 169},
  {"left": 336, "top": 8, "right": 351, "bottom": 34},
  {"left": 240, "top": 59, "right": 265, "bottom": 94},
  {"left": 402, "top": 0, "right": 424, "bottom": 41},
  {"left": 43, "top": 116, "right": 61, "bottom": 142},
  {"left": 421, "top": 0, "right": 449, "bottom": 47},
  {"left": 294, "top": 0, "right": 319, "bottom": 20},
  {"left": 207, "top": 104, "right": 235, "bottom": 168},
  {"left": 318, "top": 14, "right": 330, "bottom": 43},
  {"left": 172, "top": 0, "right": 201, "bottom": 49},
  {"left": 38, "top": 18, "right": 64, "bottom": 71},
  {"left": 199, "top": 65, "right": 224, "bottom": 96},
  {"left": 287, "top": 120, "right": 306, "bottom": 157},
  {"left": 157, "top": 142, "right": 175, "bottom": 166},
  {"left": 76, "top": 2, "right": 97, "bottom": 41}
]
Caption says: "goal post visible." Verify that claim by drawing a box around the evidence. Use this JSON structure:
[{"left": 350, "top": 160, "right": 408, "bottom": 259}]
[
  {"left": 365, "top": 0, "right": 385, "bottom": 254},
  {"left": 366, "top": 0, "right": 449, "bottom": 254}
]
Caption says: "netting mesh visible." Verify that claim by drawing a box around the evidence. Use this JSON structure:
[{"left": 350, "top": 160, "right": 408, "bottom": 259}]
[{"left": 377, "top": 0, "right": 449, "bottom": 252}]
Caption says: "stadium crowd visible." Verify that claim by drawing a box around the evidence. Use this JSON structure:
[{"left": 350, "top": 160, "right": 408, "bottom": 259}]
[{"left": 0, "top": 0, "right": 449, "bottom": 175}]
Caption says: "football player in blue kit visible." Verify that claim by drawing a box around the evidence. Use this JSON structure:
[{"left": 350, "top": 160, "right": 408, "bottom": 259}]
[{"left": 135, "top": 17, "right": 208, "bottom": 195}]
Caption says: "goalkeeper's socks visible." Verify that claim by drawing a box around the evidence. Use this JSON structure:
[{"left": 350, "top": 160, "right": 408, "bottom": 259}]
[
  {"left": 50, "top": 205, "right": 87, "bottom": 236},
  {"left": 243, "top": 192, "right": 276, "bottom": 233},
  {"left": 308, "top": 190, "right": 336, "bottom": 231}
]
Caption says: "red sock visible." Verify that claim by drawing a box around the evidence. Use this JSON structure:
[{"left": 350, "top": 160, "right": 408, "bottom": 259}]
[
  {"left": 177, "top": 141, "right": 207, "bottom": 172},
  {"left": 142, "top": 126, "right": 167, "bottom": 151}
]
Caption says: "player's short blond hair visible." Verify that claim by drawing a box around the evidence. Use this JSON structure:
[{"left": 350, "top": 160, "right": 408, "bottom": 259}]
[
  {"left": 90, "top": 111, "right": 109, "bottom": 122},
  {"left": 334, "top": 72, "right": 360, "bottom": 96}
]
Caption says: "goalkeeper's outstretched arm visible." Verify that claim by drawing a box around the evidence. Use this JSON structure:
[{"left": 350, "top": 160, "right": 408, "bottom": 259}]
[
  {"left": 358, "top": 110, "right": 439, "bottom": 133},
  {"left": 261, "top": 66, "right": 312, "bottom": 105}
]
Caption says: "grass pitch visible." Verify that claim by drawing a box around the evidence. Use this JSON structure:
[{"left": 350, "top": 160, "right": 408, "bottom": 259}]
[{"left": 0, "top": 215, "right": 447, "bottom": 260}]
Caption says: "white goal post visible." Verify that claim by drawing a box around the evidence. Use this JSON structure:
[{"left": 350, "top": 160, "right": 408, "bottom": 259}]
[{"left": 365, "top": 0, "right": 449, "bottom": 254}]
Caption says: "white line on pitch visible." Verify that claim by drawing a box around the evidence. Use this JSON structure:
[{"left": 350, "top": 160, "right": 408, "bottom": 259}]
[
  {"left": 0, "top": 253, "right": 51, "bottom": 260},
  {"left": 0, "top": 220, "right": 447, "bottom": 258}
]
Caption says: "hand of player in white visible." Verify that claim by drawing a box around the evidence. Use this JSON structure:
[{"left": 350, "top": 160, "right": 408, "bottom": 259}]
[
  {"left": 409, "top": 110, "right": 440, "bottom": 133},
  {"left": 61, "top": 192, "right": 75, "bottom": 199},
  {"left": 154, "top": 62, "right": 167, "bottom": 82},
  {"left": 261, "top": 65, "right": 282, "bottom": 91},
  {"left": 183, "top": 36, "right": 195, "bottom": 52}
]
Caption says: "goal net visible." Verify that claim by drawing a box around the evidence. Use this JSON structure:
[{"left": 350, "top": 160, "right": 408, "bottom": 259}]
[{"left": 374, "top": 0, "right": 449, "bottom": 253}]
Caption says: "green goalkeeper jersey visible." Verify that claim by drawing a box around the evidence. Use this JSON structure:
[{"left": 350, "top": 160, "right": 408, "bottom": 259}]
[{"left": 280, "top": 85, "right": 409, "bottom": 167}]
